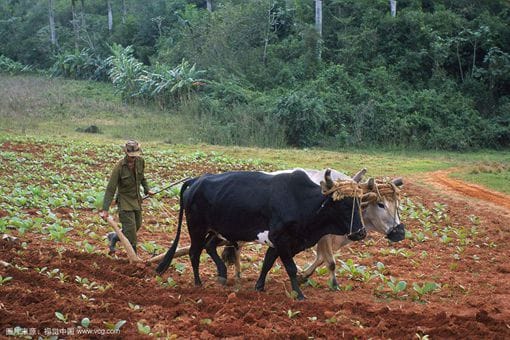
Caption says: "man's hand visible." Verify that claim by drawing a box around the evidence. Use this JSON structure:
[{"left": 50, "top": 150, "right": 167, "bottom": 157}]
[
  {"left": 147, "top": 190, "right": 156, "bottom": 196},
  {"left": 99, "top": 210, "right": 109, "bottom": 221}
]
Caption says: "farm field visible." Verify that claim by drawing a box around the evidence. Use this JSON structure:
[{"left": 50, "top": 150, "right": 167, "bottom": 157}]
[{"left": 1, "top": 134, "right": 510, "bottom": 339}]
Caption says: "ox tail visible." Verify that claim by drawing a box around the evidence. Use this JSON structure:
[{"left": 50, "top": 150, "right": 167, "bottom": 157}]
[{"left": 156, "top": 179, "right": 194, "bottom": 275}]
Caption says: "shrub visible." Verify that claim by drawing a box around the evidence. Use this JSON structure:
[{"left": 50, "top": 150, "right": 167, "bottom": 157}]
[
  {"left": 274, "top": 90, "right": 328, "bottom": 147},
  {"left": 51, "top": 49, "right": 109, "bottom": 81},
  {"left": 0, "top": 55, "right": 32, "bottom": 74}
]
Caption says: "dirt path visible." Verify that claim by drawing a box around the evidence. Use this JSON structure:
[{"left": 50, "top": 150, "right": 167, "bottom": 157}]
[{"left": 421, "top": 168, "right": 510, "bottom": 213}]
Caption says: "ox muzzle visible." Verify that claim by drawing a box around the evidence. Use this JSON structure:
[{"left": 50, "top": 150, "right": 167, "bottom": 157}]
[
  {"left": 386, "top": 223, "right": 406, "bottom": 242},
  {"left": 347, "top": 227, "right": 367, "bottom": 241}
]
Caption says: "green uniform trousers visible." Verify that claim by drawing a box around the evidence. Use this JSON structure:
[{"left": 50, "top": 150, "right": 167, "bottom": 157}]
[{"left": 119, "top": 209, "right": 142, "bottom": 249}]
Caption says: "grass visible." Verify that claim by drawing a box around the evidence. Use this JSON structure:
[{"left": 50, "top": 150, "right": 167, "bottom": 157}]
[{"left": 1, "top": 74, "right": 509, "bottom": 192}]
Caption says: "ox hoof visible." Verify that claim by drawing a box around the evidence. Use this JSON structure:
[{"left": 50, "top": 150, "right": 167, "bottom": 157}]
[
  {"left": 255, "top": 284, "right": 265, "bottom": 292},
  {"left": 328, "top": 279, "right": 340, "bottom": 291},
  {"left": 217, "top": 277, "right": 227, "bottom": 285}
]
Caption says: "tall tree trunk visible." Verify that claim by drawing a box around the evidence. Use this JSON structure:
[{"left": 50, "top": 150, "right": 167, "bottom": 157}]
[
  {"left": 71, "top": 0, "right": 79, "bottom": 51},
  {"left": 79, "top": 0, "right": 94, "bottom": 49},
  {"left": 315, "top": 0, "right": 322, "bottom": 37},
  {"left": 471, "top": 40, "right": 477, "bottom": 77},
  {"left": 315, "top": 0, "right": 322, "bottom": 61},
  {"left": 456, "top": 43, "right": 464, "bottom": 82},
  {"left": 121, "top": 0, "right": 127, "bottom": 24},
  {"left": 80, "top": 0, "right": 86, "bottom": 28},
  {"left": 262, "top": 1, "right": 274, "bottom": 65},
  {"left": 206, "top": 0, "right": 212, "bottom": 12},
  {"left": 390, "top": 0, "right": 397, "bottom": 17},
  {"left": 48, "top": 0, "right": 58, "bottom": 48},
  {"left": 107, "top": 0, "right": 113, "bottom": 32}
]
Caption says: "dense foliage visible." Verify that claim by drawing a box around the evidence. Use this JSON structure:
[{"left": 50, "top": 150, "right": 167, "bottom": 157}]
[{"left": 1, "top": 0, "right": 509, "bottom": 150}]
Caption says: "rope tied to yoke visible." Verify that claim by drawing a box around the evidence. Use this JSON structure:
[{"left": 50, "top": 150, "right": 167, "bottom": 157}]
[
  {"left": 360, "top": 179, "right": 401, "bottom": 203},
  {"left": 321, "top": 180, "right": 363, "bottom": 201}
]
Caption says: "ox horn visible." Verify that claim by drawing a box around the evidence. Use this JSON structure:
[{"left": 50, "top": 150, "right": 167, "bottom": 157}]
[
  {"left": 320, "top": 168, "right": 334, "bottom": 191},
  {"left": 351, "top": 168, "right": 367, "bottom": 183},
  {"left": 368, "top": 177, "right": 375, "bottom": 191},
  {"left": 392, "top": 177, "right": 404, "bottom": 187},
  {"left": 361, "top": 192, "right": 377, "bottom": 202}
]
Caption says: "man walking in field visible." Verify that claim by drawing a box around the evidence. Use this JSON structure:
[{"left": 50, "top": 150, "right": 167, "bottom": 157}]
[{"left": 99, "top": 140, "right": 154, "bottom": 254}]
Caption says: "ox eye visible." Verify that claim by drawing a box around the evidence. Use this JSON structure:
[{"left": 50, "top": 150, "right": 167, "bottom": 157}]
[{"left": 377, "top": 202, "right": 385, "bottom": 209}]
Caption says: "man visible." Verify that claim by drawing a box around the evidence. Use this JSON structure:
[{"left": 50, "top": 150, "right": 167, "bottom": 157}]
[{"left": 99, "top": 140, "right": 154, "bottom": 254}]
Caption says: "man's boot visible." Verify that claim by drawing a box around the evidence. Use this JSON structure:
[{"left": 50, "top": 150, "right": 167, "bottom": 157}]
[{"left": 107, "top": 232, "right": 120, "bottom": 255}]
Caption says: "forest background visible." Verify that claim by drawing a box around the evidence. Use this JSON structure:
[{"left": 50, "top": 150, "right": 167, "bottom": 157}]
[{"left": 1, "top": 0, "right": 509, "bottom": 151}]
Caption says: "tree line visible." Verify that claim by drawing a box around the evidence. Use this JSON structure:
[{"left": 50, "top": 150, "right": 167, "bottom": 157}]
[{"left": 1, "top": 0, "right": 509, "bottom": 150}]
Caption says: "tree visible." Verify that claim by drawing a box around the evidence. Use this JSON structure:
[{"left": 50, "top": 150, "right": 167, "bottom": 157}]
[
  {"left": 107, "top": 0, "right": 113, "bottom": 32},
  {"left": 390, "top": 0, "right": 397, "bottom": 17},
  {"left": 48, "top": 0, "right": 58, "bottom": 48},
  {"left": 121, "top": 0, "right": 127, "bottom": 24},
  {"left": 315, "top": 0, "right": 322, "bottom": 60},
  {"left": 71, "top": 0, "right": 80, "bottom": 50}
]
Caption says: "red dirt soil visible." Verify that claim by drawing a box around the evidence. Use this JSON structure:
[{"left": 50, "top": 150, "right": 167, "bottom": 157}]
[
  {"left": 424, "top": 169, "right": 510, "bottom": 212},
  {"left": 1, "top": 152, "right": 510, "bottom": 338}
]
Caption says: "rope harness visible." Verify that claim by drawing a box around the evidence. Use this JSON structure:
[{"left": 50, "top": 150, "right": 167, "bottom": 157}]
[{"left": 321, "top": 180, "right": 365, "bottom": 237}]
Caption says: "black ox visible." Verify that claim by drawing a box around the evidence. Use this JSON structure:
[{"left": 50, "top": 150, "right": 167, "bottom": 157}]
[{"left": 156, "top": 169, "right": 366, "bottom": 300}]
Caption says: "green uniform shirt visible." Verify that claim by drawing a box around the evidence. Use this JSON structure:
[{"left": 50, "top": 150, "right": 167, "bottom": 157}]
[{"left": 102, "top": 156, "right": 150, "bottom": 211}]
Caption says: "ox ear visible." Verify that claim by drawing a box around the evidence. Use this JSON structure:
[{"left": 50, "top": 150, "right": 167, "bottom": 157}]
[
  {"left": 368, "top": 178, "right": 375, "bottom": 191},
  {"left": 351, "top": 168, "right": 367, "bottom": 183},
  {"left": 392, "top": 177, "right": 404, "bottom": 187},
  {"left": 321, "top": 168, "right": 334, "bottom": 191}
]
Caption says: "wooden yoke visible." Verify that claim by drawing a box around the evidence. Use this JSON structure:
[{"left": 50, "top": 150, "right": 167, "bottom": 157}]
[{"left": 106, "top": 216, "right": 141, "bottom": 263}]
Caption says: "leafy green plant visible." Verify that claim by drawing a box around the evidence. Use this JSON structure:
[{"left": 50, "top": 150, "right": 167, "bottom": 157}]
[
  {"left": 55, "top": 311, "right": 68, "bottom": 323},
  {"left": 156, "top": 276, "right": 177, "bottom": 288},
  {"left": 80, "top": 294, "right": 95, "bottom": 302},
  {"left": 376, "top": 276, "right": 408, "bottom": 299},
  {"left": 104, "top": 320, "right": 126, "bottom": 332},
  {"left": 47, "top": 223, "right": 73, "bottom": 242},
  {"left": 81, "top": 317, "right": 91, "bottom": 328},
  {"left": 128, "top": 302, "right": 141, "bottom": 311},
  {"left": 172, "top": 262, "right": 186, "bottom": 274},
  {"left": 137, "top": 321, "right": 151, "bottom": 335},
  {"left": 82, "top": 241, "right": 97, "bottom": 254},
  {"left": 387, "top": 277, "right": 408, "bottom": 295},
  {"left": 0, "top": 55, "right": 32, "bottom": 74},
  {"left": 140, "top": 241, "right": 162, "bottom": 255},
  {"left": 35, "top": 267, "right": 48, "bottom": 274},
  {"left": 286, "top": 309, "right": 300, "bottom": 319},
  {"left": 0, "top": 276, "right": 13, "bottom": 285},
  {"left": 45, "top": 268, "right": 60, "bottom": 279},
  {"left": 106, "top": 44, "right": 145, "bottom": 102},
  {"left": 412, "top": 282, "right": 441, "bottom": 301},
  {"left": 200, "top": 318, "right": 212, "bottom": 325}
]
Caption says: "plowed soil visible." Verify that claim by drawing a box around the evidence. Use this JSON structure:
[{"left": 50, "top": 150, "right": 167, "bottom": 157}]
[{"left": 1, "top": 142, "right": 510, "bottom": 339}]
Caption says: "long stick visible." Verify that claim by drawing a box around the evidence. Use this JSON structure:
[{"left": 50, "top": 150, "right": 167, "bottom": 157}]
[
  {"left": 143, "top": 177, "right": 190, "bottom": 200},
  {"left": 106, "top": 216, "right": 141, "bottom": 263},
  {"left": 146, "top": 247, "right": 190, "bottom": 263}
]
